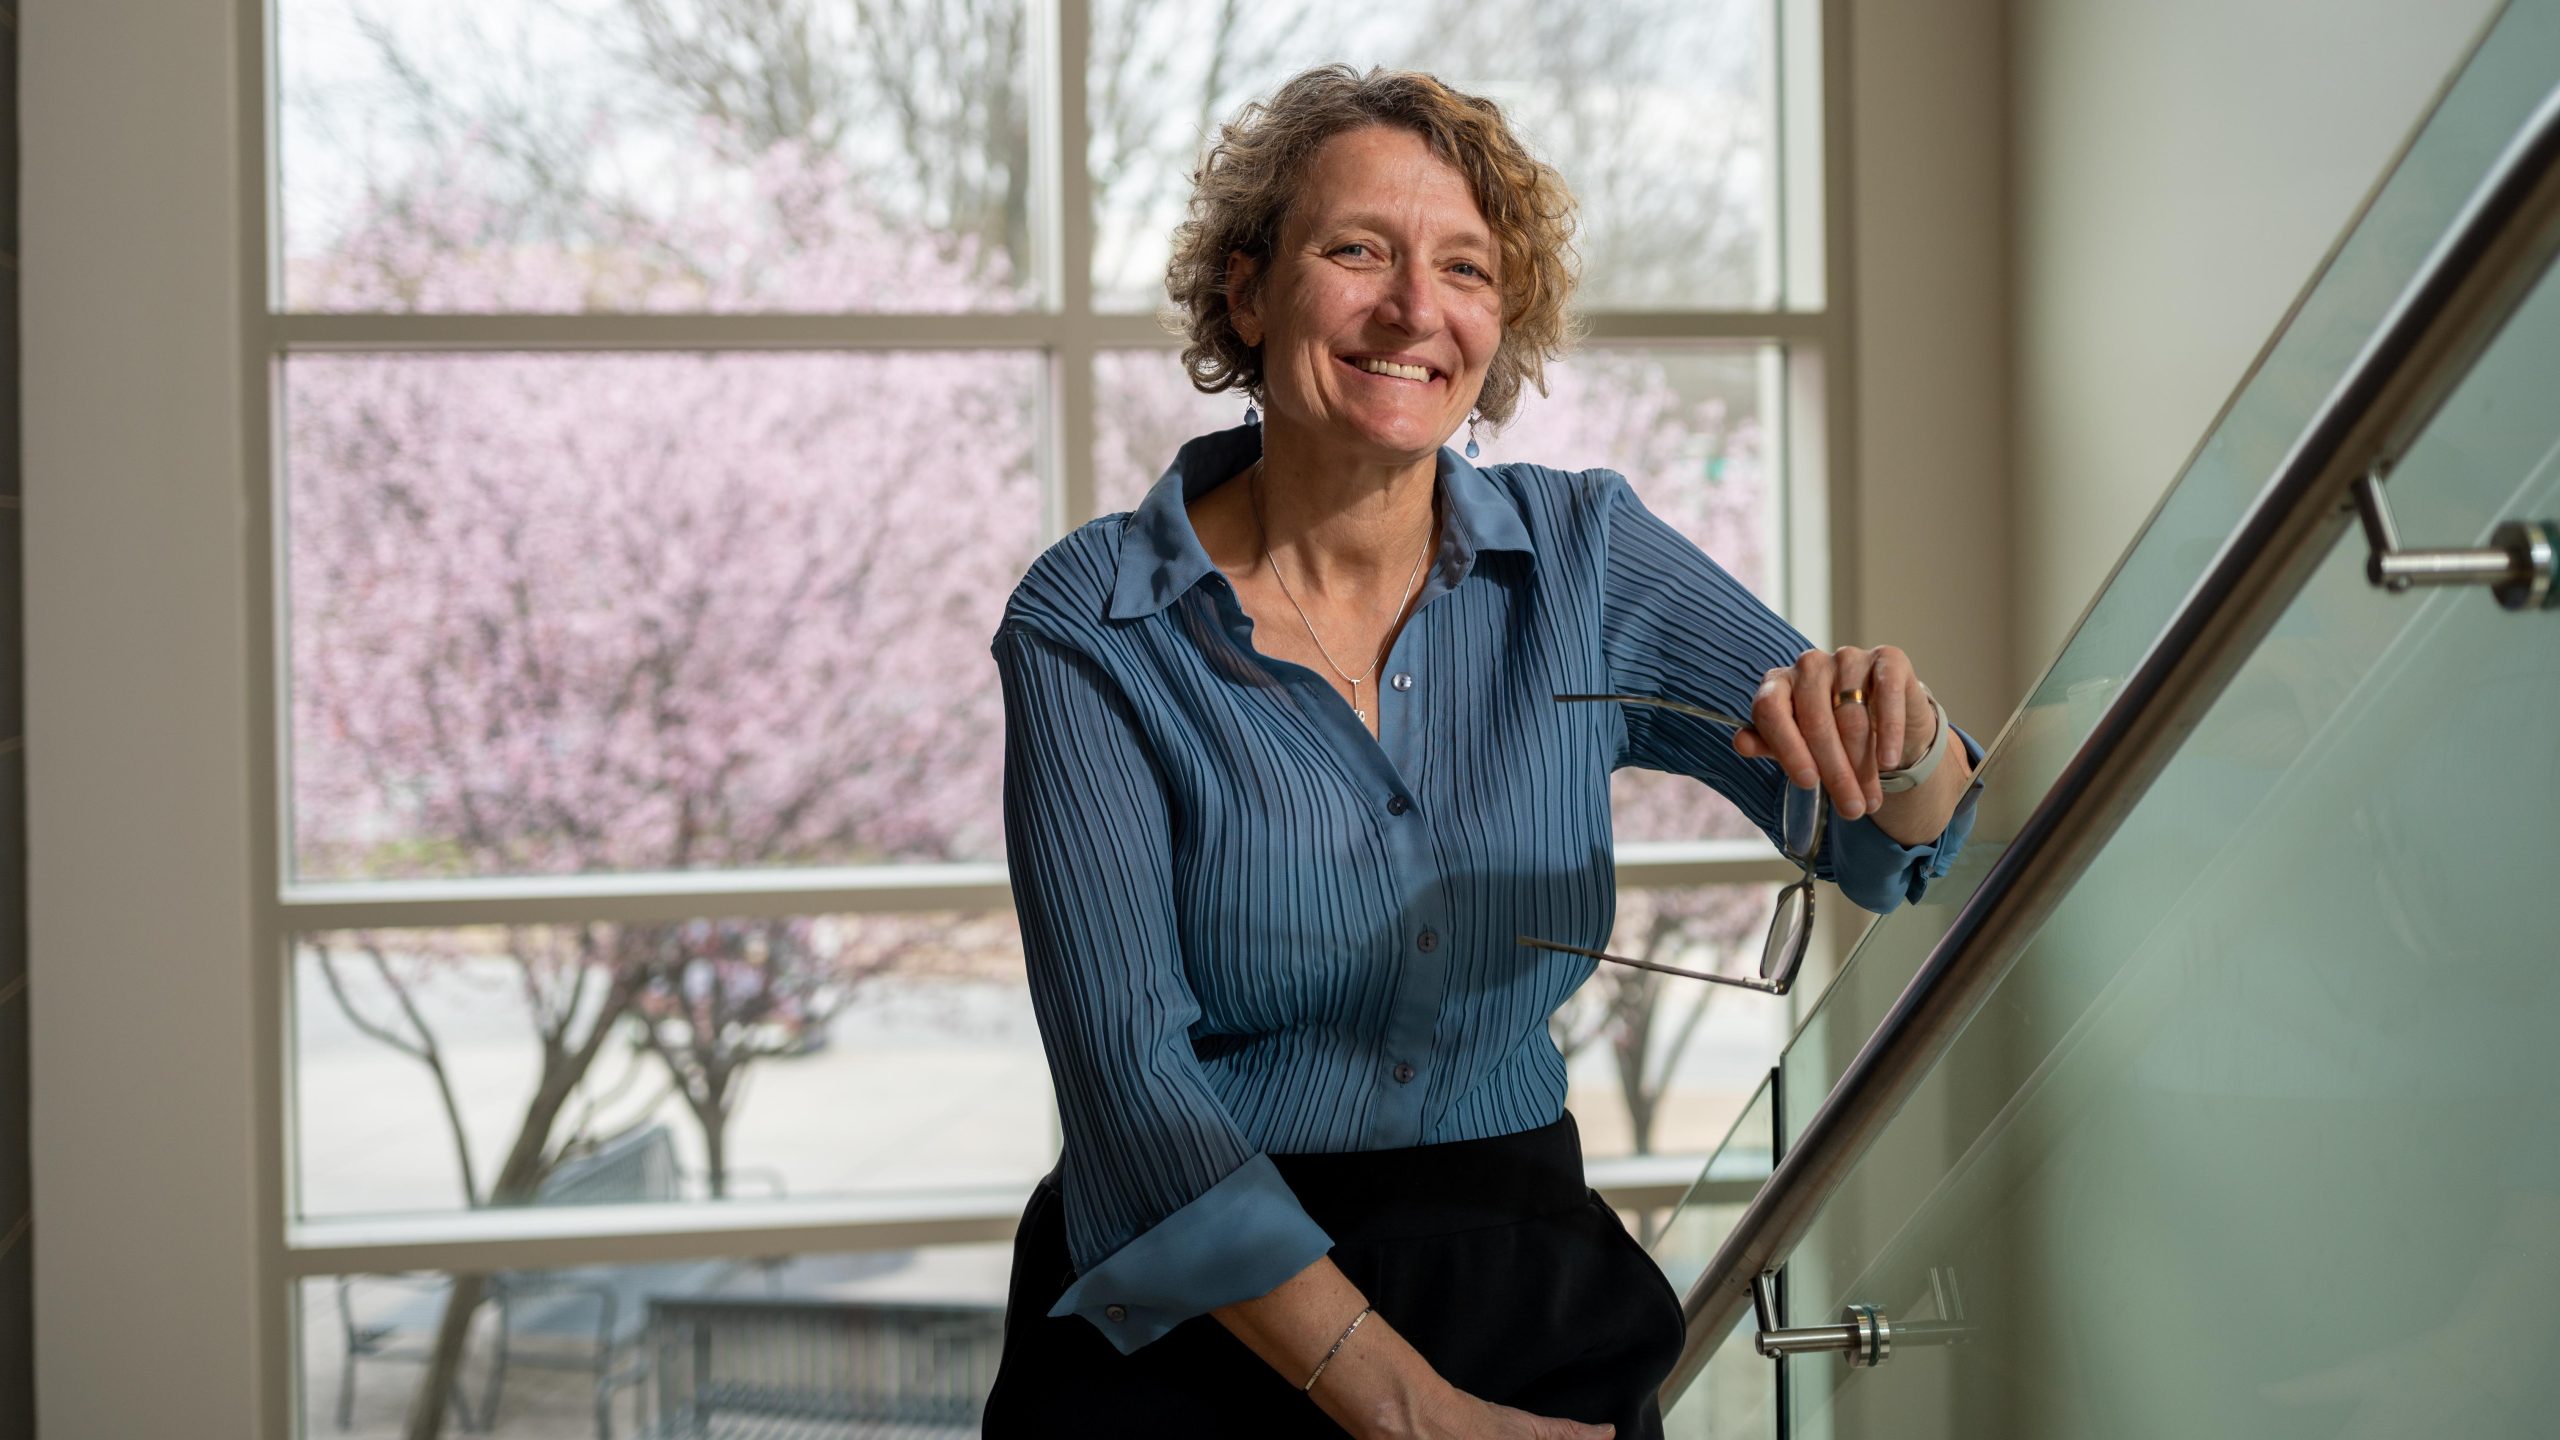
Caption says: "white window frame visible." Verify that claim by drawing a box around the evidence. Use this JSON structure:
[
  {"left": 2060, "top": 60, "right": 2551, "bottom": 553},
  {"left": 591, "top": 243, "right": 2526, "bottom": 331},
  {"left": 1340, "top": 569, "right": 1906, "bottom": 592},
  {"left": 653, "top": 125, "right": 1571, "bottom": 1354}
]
[{"left": 243, "top": 0, "right": 1854, "bottom": 1401}]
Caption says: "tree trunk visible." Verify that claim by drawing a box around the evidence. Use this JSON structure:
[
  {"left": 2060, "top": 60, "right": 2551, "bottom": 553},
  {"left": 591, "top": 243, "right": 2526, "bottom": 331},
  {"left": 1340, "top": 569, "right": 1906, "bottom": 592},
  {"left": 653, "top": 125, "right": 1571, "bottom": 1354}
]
[
  {"left": 1620, "top": 1022, "right": 1660, "bottom": 1154},
  {"left": 399, "top": 992, "right": 633, "bottom": 1440},
  {"left": 1626, "top": 1075, "right": 1660, "bottom": 1155},
  {"left": 690, "top": 1050, "right": 738, "bottom": 1200},
  {"left": 1616, "top": 976, "right": 1660, "bottom": 1155},
  {"left": 398, "top": 1144, "right": 552, "bottom": 1439},
  {"left": 399, "top": 1272, "right": 489, "bottom": 1439},
  {"left": 701, "top": 1101, "right": 730, "bottom": 1200}
]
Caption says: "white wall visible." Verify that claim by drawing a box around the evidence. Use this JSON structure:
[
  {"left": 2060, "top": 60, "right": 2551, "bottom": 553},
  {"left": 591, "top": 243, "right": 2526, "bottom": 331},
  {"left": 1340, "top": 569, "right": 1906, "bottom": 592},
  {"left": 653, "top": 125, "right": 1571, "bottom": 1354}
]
[
  {"left": 2006, "top": 0, "right": 2503, "bottom": 690},
  {"left": 23, "top": 0, "right": 276, "bottom": 1435}
]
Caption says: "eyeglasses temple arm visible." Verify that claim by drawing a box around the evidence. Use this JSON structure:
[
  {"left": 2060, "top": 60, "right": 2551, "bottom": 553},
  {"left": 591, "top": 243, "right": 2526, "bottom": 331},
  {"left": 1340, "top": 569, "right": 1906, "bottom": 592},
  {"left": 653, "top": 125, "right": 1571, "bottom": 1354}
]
[
  {"left": 1515, "top": 936, "right": 1786, "bottom": 993},
  {"left": 1551, "top": 693, "right": 1753, "bottom": 730}
]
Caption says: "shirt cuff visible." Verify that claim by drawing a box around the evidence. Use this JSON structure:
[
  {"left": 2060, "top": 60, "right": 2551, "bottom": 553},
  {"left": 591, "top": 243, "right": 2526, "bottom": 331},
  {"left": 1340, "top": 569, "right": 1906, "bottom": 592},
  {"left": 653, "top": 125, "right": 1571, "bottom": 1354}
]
[
  {"left": 1824, "top": 726, "right": 1987, "bottom": 914},
  {"left": 1047, "top": 1150, "right": 1336, "bottom": 1355}
]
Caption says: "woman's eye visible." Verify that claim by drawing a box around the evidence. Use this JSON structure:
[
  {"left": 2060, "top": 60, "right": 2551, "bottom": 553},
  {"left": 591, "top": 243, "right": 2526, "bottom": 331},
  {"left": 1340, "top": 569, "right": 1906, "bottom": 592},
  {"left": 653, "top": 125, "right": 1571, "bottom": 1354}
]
[
  {"left": 1334, "top": 243, "right": 1372, "bottom": 259},
  {"left": 1453, "top": 262, "right": 1490, "bottom": 280}
]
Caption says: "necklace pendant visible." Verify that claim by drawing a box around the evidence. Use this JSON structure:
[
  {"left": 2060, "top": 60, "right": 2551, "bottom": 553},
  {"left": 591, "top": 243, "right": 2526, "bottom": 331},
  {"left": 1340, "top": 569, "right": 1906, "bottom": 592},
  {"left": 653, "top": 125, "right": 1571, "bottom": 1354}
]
[{"left": 1354, "top": 706, "right": 1368, "bottom": 725}]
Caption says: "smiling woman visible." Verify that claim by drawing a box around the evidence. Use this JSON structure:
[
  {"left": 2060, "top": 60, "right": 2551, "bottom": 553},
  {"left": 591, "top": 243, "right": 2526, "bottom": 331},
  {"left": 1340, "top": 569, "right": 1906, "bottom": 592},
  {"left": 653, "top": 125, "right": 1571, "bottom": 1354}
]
[{"left": 981, "top": 64, "right": 1981, "bottom": 1440}]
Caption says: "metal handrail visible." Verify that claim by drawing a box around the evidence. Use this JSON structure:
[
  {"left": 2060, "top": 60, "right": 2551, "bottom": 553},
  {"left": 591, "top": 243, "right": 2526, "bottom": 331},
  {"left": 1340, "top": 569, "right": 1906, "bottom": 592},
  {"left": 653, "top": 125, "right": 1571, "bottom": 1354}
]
[{"left": 1660, "top": 77, "right": 2560, "bottom": 1404}]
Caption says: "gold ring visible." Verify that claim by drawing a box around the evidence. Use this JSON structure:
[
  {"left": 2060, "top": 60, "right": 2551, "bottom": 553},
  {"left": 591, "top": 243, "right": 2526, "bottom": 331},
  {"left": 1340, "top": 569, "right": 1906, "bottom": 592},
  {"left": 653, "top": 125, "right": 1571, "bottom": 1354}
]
[{"left": 1833, "top": 686, "right": 1867, "bottom": 708}]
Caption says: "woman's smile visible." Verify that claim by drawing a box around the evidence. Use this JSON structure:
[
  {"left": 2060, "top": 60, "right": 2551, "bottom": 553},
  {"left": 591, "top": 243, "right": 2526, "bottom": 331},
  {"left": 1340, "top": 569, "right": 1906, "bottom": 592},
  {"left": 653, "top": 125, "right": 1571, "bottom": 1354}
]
[{"left": 1339, "top": 354, "right": 1443, "bottom": 385}]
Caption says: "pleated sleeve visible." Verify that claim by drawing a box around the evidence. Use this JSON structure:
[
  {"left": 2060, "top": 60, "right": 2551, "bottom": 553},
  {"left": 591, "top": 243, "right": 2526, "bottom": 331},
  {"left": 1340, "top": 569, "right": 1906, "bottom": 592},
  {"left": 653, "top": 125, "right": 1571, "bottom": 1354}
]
[
  {"left": 991, "top": 621, "right": 1335, "bottom": 1354},
  {"left": 1591, "top": 471, "right": 1983, "bottom": 913}
]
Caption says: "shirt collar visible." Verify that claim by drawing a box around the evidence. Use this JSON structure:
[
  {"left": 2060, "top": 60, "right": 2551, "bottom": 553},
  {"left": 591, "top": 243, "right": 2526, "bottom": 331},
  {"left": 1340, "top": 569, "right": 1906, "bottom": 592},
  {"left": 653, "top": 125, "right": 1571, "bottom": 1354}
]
[{"left": 1106, "top": 422, "right": 1536, "bottom": 621}]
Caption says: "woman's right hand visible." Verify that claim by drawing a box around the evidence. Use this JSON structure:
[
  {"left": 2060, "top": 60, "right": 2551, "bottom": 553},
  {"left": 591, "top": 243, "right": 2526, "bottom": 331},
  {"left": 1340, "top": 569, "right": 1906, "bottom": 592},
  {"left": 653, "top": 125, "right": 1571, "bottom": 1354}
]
[
  {"left": 1217, "top": 1259, "right": 1617, "bottom": 1440},
  {"left": 1396, "top": 1385, "right": 1615, "bottom": 1440}
]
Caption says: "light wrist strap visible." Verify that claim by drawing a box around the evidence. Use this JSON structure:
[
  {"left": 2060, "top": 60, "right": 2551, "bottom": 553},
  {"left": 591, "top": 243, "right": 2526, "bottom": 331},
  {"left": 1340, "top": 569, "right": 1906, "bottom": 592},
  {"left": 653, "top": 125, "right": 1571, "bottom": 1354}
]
[{"left": 1879, "top": 690, "right": 1950, "bottom": 794}]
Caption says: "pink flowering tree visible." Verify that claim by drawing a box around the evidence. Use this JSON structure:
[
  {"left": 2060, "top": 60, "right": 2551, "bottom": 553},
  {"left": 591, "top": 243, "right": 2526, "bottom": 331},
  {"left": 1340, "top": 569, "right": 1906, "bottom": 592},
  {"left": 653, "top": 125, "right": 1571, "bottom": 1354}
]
[{"left": 288, "top": 129, "right": 1036, "bottom": 1436}]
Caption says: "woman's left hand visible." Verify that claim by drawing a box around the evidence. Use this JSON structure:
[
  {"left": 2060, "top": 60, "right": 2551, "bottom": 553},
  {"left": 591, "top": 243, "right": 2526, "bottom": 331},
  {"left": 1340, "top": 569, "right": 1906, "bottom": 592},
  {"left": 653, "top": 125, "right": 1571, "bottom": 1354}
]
[{"left": 1732, "top": 645, "right": 1932, "bottom": 821}]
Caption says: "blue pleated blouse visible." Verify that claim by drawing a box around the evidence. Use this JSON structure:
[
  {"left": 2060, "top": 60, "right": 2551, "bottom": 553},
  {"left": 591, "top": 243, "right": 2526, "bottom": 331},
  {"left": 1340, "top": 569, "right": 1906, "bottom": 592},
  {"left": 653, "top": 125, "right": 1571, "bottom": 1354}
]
[{"left": 991, "top": 423, "right": 1983, "bottom": 1354}]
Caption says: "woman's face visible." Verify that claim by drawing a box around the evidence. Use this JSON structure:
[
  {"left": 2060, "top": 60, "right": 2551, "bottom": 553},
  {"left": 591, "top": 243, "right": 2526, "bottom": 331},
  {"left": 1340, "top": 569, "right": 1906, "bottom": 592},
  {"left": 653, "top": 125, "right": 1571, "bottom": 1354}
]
[{"left": 1228, "top": 125, "right": 1505, "bottom": 465}]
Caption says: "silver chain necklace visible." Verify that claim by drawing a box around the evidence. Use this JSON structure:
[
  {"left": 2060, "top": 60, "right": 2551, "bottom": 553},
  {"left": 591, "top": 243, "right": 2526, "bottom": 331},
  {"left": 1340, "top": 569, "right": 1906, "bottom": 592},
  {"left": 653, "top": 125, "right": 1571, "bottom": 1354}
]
[{"left": 1248, "top": 460, "right": 1434, "bottom": 728}]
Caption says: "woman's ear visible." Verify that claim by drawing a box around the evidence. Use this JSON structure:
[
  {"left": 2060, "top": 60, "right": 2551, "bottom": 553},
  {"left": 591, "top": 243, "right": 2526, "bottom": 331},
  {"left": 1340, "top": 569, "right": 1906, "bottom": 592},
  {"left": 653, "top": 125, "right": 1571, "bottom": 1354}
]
[{"left": 1225, "top": 251, "right": 1263, "bottom": 348}]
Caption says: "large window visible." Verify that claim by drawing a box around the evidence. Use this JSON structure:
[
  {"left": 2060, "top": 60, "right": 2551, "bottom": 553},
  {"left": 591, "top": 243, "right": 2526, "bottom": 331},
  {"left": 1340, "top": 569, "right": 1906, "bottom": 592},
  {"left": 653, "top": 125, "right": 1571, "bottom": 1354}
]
[{"left": 270, "top": 0, "right": 1835, "bottom": 1430}]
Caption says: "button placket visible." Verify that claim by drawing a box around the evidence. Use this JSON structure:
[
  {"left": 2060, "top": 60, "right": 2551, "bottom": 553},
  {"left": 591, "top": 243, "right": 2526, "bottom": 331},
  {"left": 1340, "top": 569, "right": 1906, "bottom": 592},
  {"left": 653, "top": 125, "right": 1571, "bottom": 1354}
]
[{"left": 1361, "top": 610, "right": 1444, "bottom": 1146}]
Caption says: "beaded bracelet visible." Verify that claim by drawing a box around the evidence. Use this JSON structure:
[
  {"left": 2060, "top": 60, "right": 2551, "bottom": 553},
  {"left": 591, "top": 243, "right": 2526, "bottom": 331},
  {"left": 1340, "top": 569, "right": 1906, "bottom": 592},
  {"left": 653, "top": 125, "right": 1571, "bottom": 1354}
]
[{"left": 1301, "top": 1304, "right": 1374, "bottom": 1393}]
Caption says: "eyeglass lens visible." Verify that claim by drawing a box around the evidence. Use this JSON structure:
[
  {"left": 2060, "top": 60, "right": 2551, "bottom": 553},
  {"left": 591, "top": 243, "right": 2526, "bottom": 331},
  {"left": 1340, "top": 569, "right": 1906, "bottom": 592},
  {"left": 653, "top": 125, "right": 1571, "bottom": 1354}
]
[
  {"left": 1762, "top": 785, "right": 1824, "bottom": 982},
  {"left": 1780, "top": 781, "right": 1823, "bottom": 862},
  {"left": 1759, "top": 882, "right": 1812, "bottom": 982}
]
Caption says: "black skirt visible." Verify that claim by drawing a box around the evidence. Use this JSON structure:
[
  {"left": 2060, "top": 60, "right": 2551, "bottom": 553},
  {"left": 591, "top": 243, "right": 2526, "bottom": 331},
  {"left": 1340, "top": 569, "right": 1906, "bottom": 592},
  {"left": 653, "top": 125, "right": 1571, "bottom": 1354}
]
[{"left": 981, "top": 1109, "right": 1686, "bottom": 1438}]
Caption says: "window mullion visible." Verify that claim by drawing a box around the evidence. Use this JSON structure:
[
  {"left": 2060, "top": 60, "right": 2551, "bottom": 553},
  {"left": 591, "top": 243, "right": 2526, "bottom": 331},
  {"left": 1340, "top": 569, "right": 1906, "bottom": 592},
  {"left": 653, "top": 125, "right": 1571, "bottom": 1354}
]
[
  {"left": 263, "top": 310, "right": 1816, "bottom": 353},
  {"left": 1050, "top": 0, "right": 1099, "bottom": 535},
  {"left": 275, "top": 845, "right": 1796, "bottom": 933}
]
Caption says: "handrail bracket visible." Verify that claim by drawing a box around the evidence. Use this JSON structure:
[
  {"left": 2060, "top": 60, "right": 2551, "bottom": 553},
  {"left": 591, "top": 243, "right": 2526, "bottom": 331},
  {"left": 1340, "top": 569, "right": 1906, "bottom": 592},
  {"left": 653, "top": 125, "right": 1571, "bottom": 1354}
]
[{"left": 2352, "top": 465, "right": 2557, "bottom": 611}]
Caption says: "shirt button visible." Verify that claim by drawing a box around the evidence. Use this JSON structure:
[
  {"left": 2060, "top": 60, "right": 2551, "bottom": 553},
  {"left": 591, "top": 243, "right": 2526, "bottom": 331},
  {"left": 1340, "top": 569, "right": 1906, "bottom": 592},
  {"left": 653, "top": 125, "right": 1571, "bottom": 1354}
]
[
  {"left": 1391, "top": 672, "right": 1414, "bottom": 691},
  {"left": 1393, "top": 1061, "right": 1417, "bottom": 1084},
  {"left": 1105, "top": 1304, "right": 1128, "bottom": 1322},
  {"left": 1416, "top": 929, "right": 1439, "bottom": 952},
  {"left": 1386, "top": 794, "right": 1411, "bottom": 815}
]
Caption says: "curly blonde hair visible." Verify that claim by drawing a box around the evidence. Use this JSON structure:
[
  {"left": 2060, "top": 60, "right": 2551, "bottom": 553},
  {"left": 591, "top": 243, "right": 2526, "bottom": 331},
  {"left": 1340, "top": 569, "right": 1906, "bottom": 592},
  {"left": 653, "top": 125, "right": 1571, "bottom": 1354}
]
[{"left": 1163, "top": 64, "right": 1582, "bottom": 428}]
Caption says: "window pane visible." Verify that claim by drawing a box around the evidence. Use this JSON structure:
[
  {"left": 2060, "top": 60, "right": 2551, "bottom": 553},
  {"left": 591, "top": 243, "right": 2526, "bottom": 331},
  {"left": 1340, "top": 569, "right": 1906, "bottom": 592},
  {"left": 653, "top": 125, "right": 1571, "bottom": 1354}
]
[
  {"left": 1491, "top": 346, "right": 1779, "bottom": 847},
  {"left": 284, "top": 351, "right": 1040, "bottom": 881},
  {"left": 1089, "top": 0, "right": 1775, "bottom": 313},
  {"left": 1481, "top": 345, "right": 1777, "bottom": 594},
  {"left": 279, "top": 0, "right": 1036, "bottom": 312},
  {"left": 298, "top": 1244, "right": 1009, "bottom": 1436},
  {"left": 1092, "top": 349, "right": 1249, "bottom": 517},
  {"left": 1561, "top": 884, "right": 1788, "bottom": 1160},
  {"left": 293, "top": 912, "right": 1044, "bottom": 1220}
]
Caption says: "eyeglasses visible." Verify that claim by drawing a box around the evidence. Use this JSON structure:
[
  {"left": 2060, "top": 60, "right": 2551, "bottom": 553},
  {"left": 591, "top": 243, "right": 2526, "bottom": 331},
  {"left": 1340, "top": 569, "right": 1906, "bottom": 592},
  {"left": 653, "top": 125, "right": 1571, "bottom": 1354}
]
[{"left": 1515, "top": 693, "right": 1824, "bottom": 995}]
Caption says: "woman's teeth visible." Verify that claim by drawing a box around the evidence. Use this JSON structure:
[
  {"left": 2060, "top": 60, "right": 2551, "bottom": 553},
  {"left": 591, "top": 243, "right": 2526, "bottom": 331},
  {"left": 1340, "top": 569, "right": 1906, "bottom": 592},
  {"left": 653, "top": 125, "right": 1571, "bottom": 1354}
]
[{"left": 1350, "top": 357, "right": 1432, "bottom": 382}]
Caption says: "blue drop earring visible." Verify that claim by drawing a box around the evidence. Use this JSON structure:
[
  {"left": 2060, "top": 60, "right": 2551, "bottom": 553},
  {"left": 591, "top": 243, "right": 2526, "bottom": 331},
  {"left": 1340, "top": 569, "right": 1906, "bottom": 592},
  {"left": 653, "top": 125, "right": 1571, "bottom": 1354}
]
[
  {"left": 1464, "top": 411, "right": 1482, "bottom": 461},
  {"left": 1243, "top": 398, "right": 1260, "bottom": 427}
]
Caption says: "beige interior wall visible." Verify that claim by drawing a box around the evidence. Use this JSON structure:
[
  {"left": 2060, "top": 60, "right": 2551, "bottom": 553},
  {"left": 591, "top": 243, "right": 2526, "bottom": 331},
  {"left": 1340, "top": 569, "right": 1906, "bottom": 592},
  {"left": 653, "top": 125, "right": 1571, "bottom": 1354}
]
[
  {"left": 1847, "top": 0, "right": 2013, "bottom": 734},
  {"left": 24, "top": 1, "right": 272, "bottom": 1434},
  {"left": 1792, "top": 14, "right": 2009, "bottom": 1424},
  {"left": 2005, "top": 0, "right": 2503, "bottom": 693}
]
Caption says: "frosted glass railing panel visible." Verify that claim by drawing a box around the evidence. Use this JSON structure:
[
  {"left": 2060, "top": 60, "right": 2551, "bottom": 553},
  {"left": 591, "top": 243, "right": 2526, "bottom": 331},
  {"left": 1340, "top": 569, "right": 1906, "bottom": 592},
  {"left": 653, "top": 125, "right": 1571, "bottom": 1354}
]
[
  {"left": 1768, "top": 0, "right": 2553, "bottom": 1153},
  {"left": 1772, "top": 143, "right": 2560, "bottom": 1440},
  {"left": 1655, "top": 1074, "right": 1778, "bottom": 1440}
]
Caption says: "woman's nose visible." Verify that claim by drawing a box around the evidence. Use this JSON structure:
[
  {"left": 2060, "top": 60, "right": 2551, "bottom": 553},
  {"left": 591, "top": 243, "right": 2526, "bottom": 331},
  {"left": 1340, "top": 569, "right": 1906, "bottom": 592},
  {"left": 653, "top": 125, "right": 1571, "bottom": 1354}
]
[{"left": 1374, "top": 261, "right": 1439, "bottom": 333}]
